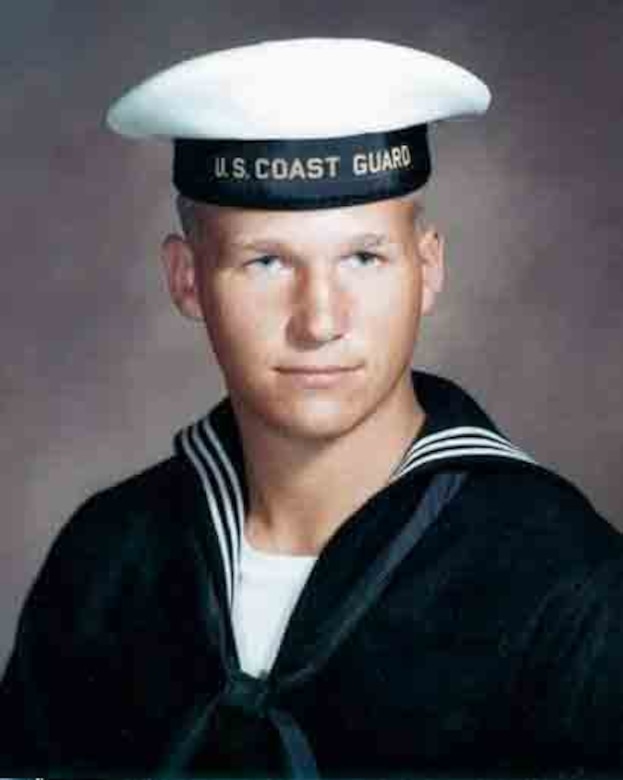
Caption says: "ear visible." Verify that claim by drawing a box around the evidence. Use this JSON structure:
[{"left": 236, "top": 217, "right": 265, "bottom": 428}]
[
  {"left": 416, "top": 226, "right": 445, "bottom": 316},
  {"left": 161, "top": 233, "right": 204, "bottom": 321}
]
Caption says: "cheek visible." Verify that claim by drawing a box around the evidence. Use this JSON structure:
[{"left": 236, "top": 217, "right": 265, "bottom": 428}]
[
  {"left": 362, "top": 269, "right": 422, "bottom": 331},
  {"left": 201, "top": 286, "right": 280, "bottom": 366}
]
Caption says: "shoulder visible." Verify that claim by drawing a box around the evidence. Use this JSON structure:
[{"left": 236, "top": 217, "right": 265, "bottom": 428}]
[
  {"left": 21, "top": 455, "right": 206, "bottom": 619},
  {"left": 55, "top": 454, "right": 199, "bottom": 546},
  {"left": 448, "top": 463, "right": 623, "bottom": 580}
]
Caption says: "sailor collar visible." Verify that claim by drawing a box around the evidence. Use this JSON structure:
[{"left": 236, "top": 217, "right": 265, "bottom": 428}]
[{"left": 174, "top": 371, "right": 535, "bottom": 608}]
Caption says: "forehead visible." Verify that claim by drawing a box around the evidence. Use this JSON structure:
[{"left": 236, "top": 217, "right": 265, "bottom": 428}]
[{"left": 192, "top": 193, "right": 423, "bottom": 250}]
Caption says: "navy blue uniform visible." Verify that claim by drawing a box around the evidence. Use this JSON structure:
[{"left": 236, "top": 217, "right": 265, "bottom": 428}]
[{"left": 2, "top": 372, "right": 622, "bottom": 777}]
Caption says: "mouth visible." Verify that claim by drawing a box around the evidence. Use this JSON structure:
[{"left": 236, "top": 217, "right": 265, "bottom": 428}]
[
  {"left": 277, "top": 365, "right": 359, "bottom": 374},
  {"left": 275, "top": 365, "right": 362, "bottom": 388}
]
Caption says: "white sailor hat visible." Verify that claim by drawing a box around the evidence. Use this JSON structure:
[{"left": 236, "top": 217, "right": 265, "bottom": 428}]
[{"left": 106, "top": 38, "right": 491, "bottom": 210}]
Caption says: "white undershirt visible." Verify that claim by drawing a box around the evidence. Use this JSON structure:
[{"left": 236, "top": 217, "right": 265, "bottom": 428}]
[{"left": 232, "top": 532, "right": 317, "bottom": 677}]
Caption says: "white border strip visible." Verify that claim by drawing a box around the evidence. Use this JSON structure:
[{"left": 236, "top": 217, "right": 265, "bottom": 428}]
[
  {"left": 202, "top": 419, "right": 246, "bottom": 565},
  {"left": 181, "top": 426, "right": 236, "bottom": 605},
  {"left": 392, "top": 445, "right": 535, "bottom": 483},
  {"left": 392, "top": 426, "right": 535, "bottom": 481}
]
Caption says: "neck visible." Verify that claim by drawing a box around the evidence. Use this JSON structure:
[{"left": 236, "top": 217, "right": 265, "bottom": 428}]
[{"left": 233, "top": 373, "right": 424, "bottom": 555}]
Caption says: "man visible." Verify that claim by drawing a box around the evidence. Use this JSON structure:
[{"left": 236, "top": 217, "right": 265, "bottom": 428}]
[{"left": 1, "top": 38, "right": 623, "bottom": 778}]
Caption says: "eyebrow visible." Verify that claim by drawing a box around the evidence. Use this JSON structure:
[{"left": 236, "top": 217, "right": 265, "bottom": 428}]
[{"left": 230, "top": 232, "right": 393, "bottom": 254}]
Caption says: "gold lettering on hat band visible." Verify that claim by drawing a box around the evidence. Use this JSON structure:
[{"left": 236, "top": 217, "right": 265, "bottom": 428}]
[
  {"left": 212, "top": 148, "right": 413, "bottom": 182},
  {"left": 214, "top": 156, "right": 343, "bottom": 181},
  {"left": 352, "top": 145, "right": 412, "bottom": 176}
]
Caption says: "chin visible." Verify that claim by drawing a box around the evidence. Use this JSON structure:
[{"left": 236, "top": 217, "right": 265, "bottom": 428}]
[
  {"left": 264, "top": 394, "right": 375, "bottom": 443},
  {"left": 230, "top": 366, "right": 401, "bottom": 442}
]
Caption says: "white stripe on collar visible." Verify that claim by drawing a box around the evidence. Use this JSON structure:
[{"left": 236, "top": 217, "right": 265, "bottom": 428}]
[
  {"left": 178, "top": 418, "right": 245, "bottom": 606},
  {"left": 390, "top": 426, "right": 535, "bottom": 482},
  {"left": 179, "top": 419, "right": 535, "bottom": 607}
]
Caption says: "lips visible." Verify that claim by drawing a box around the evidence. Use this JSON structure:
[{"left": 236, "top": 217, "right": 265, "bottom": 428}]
[
  {"left": 279, "top": 366, "right": 350, "bottom": 373},
  {"left": 277, "top": 365, "right": 360, "bottom": 374},
  {"left": 275, "top": 365, "right": 362, "bottom": 388}
]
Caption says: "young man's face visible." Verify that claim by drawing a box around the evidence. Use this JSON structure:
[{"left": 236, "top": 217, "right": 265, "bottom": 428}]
[{"left": 163, "top": 194, "right": 444, "bottom": 442}]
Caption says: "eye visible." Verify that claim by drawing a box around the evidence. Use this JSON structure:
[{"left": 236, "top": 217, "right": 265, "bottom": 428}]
[
  {"left": 344, "top": 251, "right": 383, "bottom": 268},
  {"left": 245, "top": 255, "right": 285, "bottom": 272}
]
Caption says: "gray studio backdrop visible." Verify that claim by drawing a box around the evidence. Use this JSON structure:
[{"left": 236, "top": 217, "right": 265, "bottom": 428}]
[{"left": 1, "top": 1, "right": 622, "bottom": 674}]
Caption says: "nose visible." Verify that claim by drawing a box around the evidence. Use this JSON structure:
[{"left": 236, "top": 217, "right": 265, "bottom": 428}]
[{"left": 287, "top": 265, "right": 350, "bottom": 346}]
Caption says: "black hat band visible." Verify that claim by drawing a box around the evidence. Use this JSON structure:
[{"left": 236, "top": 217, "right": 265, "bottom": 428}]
[{"left": 173, "top": 124, "right": 430, "bottom": 209}]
